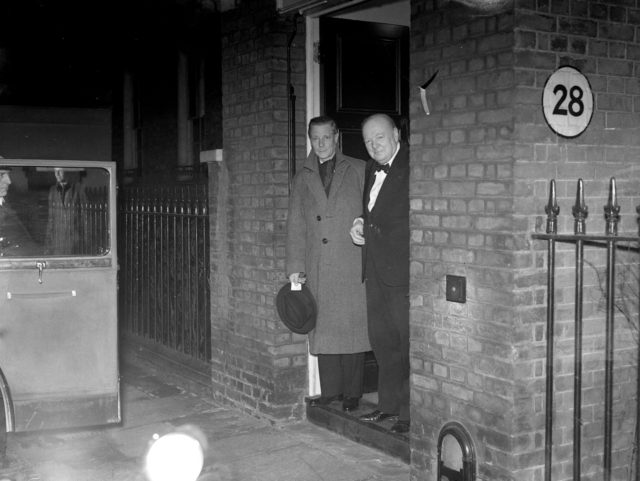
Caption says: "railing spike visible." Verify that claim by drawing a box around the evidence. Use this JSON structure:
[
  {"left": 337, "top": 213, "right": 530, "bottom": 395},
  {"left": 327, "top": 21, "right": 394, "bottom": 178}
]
[
  {"left": 572, "top": 178, "right": 588, "bottom": 235},
  {"left": 607, "top": 177, "right": 617, "bottom": 207},
  {"left": 545, "top": 179, "right": 560, "bottom": 234},
  {"left": 604, "top": 177, "right": 620, "bottom": 236}
]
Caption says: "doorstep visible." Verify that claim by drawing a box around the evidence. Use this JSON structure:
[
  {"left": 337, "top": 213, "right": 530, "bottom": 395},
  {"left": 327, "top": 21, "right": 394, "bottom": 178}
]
[{"left": 305, "top": 397, "right": 410, "bottom": 464}]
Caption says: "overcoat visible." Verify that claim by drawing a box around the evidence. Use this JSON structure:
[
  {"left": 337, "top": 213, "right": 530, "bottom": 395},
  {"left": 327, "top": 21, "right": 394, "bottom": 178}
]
[
  {"left": 45, "top": 183, "right": 86, "bottom": 255},
  {"left": 286, "top": 150, "right": 370, "bottom": 355}
]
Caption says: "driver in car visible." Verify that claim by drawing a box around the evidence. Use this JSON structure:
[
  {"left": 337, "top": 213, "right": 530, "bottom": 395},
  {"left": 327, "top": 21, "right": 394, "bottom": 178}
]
[{"left": 0, "top": 167, "right": 38, "bottom": 257}]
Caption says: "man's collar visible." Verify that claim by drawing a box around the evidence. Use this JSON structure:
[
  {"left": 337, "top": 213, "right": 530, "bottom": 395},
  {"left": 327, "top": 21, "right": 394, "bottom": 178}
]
[{"left": 318, "top": 155, "right": 336, "bottom": 165}]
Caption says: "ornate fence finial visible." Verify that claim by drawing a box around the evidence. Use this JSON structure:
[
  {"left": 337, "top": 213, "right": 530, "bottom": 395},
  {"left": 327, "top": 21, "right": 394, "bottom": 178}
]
[
  {"left": 572, "top": 178, "right": 589, "bottom": 235},
  {"left": 604, "top": 177, "right": 620, "bottom": 236},
  {"left": 544, "top": 179, "right": 560, "bottom": 234}
]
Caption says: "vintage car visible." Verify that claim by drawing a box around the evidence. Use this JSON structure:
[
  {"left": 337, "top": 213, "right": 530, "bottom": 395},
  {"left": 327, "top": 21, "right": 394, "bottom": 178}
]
[{"left": 0, "top": 159, "right": 119, "bottom": 457}]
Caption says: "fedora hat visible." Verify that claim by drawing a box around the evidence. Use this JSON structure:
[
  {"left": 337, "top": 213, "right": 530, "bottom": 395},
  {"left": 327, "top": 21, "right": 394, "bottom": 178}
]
[{"left": 275, "top": 283, "right": 317, "bottom": 334}]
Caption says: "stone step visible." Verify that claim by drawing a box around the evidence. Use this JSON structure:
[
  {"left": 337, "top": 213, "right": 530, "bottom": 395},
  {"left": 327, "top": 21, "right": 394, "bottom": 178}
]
[{"left": 305, "top": 398, "right": 410, "bottom": 464}]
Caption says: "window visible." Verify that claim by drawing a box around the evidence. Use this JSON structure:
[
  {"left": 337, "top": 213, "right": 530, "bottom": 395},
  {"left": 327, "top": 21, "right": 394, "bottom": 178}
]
[{"left": 0, "top": 165, "right": 110, "bottom": 257}]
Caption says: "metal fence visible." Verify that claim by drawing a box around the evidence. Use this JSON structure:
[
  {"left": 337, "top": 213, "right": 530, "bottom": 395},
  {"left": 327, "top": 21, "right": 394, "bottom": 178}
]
[
  {"left": 533, "top": 177, "right": 639, "bottom": 481},
  {"left": 46, "top": 186, "right": 109, "bottom": 256},
  {"left": 118, "top": 183, "right": 211, "bottom": 362},
  {"left": 82, "top": 186, "right": 110, "bottom": 255}
]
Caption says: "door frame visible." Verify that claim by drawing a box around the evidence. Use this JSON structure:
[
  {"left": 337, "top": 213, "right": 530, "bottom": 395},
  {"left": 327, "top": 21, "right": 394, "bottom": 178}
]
[{"left": 305, "top": 15, "right": 322, "bottom": 396}]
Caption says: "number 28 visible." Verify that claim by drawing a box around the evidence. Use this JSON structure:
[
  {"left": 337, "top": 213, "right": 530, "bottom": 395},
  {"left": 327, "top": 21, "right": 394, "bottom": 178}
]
[{"left": 552, "top": 84, "right": 584, "bottom": 117}]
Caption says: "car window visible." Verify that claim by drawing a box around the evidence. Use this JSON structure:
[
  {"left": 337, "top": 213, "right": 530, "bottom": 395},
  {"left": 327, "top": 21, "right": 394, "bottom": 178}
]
[{"left": 0, "top": 165, "right": 110, "bottom": 257}]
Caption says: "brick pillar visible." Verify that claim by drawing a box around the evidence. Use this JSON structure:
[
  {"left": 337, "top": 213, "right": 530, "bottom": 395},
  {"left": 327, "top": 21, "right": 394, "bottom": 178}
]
[
  {"left": 410, "top": 1, "right": 639, "bottom": 480},
  {"left": 211, "top": 0, "right": 308, "bottom": 420}
]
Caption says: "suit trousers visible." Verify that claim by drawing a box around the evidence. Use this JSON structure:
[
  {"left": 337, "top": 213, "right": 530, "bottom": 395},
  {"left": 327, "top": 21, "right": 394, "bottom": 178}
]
[
  {"left": 365, "top": 260, "right": 410, "bottom": 421},
  {"left": 318, "top": 352, "right": 365, "bottom": 399}
]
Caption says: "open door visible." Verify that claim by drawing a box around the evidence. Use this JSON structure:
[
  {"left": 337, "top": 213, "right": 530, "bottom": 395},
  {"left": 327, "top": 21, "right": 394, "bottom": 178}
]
[{"left": 0, "top": 159, "right": 119, "bottom": 432}]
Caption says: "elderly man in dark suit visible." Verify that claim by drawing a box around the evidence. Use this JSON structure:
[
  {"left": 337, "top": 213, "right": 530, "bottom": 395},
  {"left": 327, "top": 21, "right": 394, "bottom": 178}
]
[
  {"left": 350, "top": 113, "right": 410, "bottom": 434},
  {"left": 286, "top": 116, "right": 370, "bottom": 412}
]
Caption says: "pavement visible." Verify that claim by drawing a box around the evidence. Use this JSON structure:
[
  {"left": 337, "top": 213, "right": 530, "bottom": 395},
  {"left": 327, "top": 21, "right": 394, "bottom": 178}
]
[{"left": 0, "top": 363, "right": 409, "bottom": 481}]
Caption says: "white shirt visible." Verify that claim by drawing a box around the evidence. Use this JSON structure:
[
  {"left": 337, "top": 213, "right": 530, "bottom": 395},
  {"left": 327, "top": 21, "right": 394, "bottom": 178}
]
[{"left": 367, "top": 143, "right": 400, "bottom": 212}]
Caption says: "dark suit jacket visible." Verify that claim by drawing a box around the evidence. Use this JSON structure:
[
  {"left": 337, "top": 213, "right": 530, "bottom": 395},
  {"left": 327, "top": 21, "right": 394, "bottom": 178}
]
[{"left": 362, "top": 144, "right": 409, "bottom": 287}]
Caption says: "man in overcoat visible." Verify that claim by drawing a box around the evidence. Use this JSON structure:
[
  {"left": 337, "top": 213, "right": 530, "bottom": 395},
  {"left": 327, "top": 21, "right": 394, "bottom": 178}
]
[
  {"left": 286, "top": 116, "right": 370, "bottom": 412},
  {"left": 45, "top": 168, "right": 86, "bottom": 255},
  {"left": 350, "top": 113, "right": 410, "bottom": 434}
]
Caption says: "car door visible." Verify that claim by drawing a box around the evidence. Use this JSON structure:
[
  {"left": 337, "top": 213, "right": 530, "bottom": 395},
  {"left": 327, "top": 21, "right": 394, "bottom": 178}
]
[{"left": 0, "top": 159, "right": 119, "bottom": 432}]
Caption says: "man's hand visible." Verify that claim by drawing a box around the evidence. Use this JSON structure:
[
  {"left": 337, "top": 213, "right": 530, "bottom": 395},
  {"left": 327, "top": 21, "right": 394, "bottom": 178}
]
[{"left": 350, "top": 217, "right": 365, "bottom": 245}]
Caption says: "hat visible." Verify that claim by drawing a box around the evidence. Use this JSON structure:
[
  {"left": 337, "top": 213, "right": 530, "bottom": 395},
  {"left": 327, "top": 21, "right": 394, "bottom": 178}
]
[{"left": 275, "top": 283, "right": 317, "bottom": 334}]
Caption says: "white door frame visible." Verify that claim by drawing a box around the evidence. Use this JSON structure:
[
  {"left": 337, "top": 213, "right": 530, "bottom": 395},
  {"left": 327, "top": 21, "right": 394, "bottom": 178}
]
[{"left": 305, "top": 15, "right": 321, "bottom": 397}]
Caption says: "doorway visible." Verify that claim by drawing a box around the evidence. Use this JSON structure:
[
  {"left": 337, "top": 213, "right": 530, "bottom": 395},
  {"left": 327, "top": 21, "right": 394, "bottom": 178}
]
[
  {"left": 304, "top": 3, "right": 409, "bottom": 457},
  {"left": 319, "top": 16, "right": 409, "bottom": 395}
]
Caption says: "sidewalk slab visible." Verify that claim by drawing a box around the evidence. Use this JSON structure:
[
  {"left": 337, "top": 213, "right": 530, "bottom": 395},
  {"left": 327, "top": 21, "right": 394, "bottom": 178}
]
[{"left": 0, "top": 363, "right": 409, "bottom": 481}]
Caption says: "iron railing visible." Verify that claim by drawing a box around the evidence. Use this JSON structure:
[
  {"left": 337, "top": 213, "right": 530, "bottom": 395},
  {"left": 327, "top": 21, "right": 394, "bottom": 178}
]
[
  {"left": 533, "top": 177, "right": 639, "bottom": 481},
  {"left": 118, "top": 183, "right": 211, "bottom": 362},
  {"left": 46, "top": 186, "right": 109, "bottom": 256}
]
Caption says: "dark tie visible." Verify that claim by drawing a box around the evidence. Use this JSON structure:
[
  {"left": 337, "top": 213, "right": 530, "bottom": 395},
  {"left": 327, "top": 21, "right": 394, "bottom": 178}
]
[
  {"left": 319, "top": 157, "right": 336, "bottom": 195},
  {"left": 375, "top": 163, "right": 390, "bottom": 174}
]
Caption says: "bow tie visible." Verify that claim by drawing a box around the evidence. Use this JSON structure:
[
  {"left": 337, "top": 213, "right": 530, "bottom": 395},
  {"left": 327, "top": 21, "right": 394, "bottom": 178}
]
[{"left": 375, "top": 163, "right": 390, "bottom": 174}]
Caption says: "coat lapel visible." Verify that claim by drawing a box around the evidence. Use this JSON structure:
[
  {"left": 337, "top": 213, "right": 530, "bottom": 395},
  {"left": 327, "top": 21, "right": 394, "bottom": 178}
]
[
  {"left": 364, "top": 160, "right": 376, "bottom": 213},
  {"left": 325, "top": 152, "right": 349, "bottom": 212}
]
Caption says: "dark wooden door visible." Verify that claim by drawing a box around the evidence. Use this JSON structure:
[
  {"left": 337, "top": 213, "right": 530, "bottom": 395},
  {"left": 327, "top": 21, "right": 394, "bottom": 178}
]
[
  {"left": 320, "top": 18, "right": 409, "bottom": 161},
  {"left": 320, "top": 17, "right": 409, "bottom": 393}
]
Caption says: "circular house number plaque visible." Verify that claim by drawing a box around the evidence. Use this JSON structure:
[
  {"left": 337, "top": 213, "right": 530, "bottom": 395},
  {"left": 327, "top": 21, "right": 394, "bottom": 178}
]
[{"left": 542, "top": 66, "right": 594, "bottom": 138}]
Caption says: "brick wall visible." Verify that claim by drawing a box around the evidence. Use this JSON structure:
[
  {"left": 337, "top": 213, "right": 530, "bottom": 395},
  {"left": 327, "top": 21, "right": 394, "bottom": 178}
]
[
  {"left": 410, "top": 2, "right": 519, "bottom": 479},
  {"left": 513, "top": 2, "right": 639, "bottom": 480},
  {"left": 210, "top": 0, "right": 308, "bottom": 420},
  {"left": 410, "top": 1, "right": 639, "bottom": 480}
]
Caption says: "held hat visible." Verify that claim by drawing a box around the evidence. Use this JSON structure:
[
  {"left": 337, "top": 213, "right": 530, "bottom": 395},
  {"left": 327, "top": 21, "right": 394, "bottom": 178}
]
[{"left": 275, "top": 282, "right": 317, "bottom": 334}]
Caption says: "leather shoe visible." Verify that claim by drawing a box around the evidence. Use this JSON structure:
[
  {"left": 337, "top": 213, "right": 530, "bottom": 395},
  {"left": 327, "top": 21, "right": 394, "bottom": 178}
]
[
  {"left": 359, "top": 410, "right": 397, "bottom": 422},
  {"left": 390, "top": 420, "right": 410, "bottom": 434},
  {"left": 342, "top": 397, "right": 359, "bottom": 412},
  {"left": 309, "top": 394, "right": 342, "bottom": 407}
]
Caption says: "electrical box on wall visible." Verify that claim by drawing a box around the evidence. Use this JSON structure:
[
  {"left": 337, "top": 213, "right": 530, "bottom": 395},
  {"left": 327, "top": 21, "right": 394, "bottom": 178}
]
[{"left": 446, "top": 275, "right": 466, "bottom": 303}]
